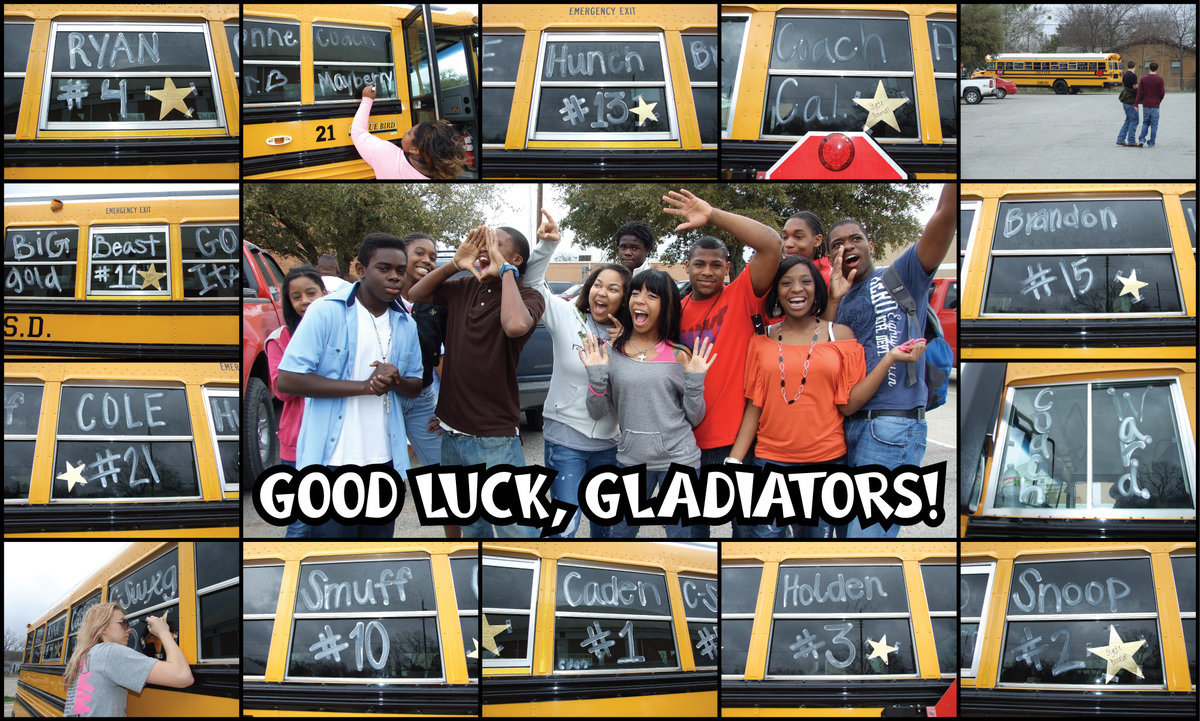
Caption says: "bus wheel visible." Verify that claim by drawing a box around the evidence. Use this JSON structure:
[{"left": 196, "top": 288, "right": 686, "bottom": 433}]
[
  {"left": 1069, "top": 87, "right": 1081, "bottom": 94},
  {"left": 1053, "top": 79, "right": 1068, "bottom": 94},
  {"left": 242, "top": 376, "right": 278, "bottom": 483}
]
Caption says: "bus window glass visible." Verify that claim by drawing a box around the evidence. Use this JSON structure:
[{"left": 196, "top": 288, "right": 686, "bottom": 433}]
[
  {"left": 243, "top": 564, "right": 284, "bottom": 677},
  {"left": 242, "top": 19, "right": 302, "bottom": 105},
  {"left": 313, "top": 23, "right": 396, "bottom": 102},
  {"left": 1181, "top": 198, "right": 1196, "bottom": 252},
  {"left": 532, "top": 33, "right": 675, "bottom": 140},
  {"left": 1171, "top": 555, "right": 1197, "bottom": 685},
  {"left": 202, "top": 387, "right": 240, "bottom": 494},
  {"left": 86, "top": 225, "right": 170, "bottom": 297},
  {"left": 481, "top": 556, "right": 538, "bottom": 667},
  {"left": 992, "top": 378, "right": 1194, "bottom": 514},
  {"left": 5, "top": 22, "right": 35, "bottom": 134},
  {"left": 224, "top": 22, "right": 239, "bottom": 85},
  {"left": 288, "top": 557, "right": 442, "bottom": 680},
  {"left": 1001, "top": 556, "right": 1163, "bottom": 686},
  {"left": 53, "top": 385, "right": 201, "bottom": 501},
  {"left": 450, "top": 555, "right": 480, "bottom": 679},
  {"left": 195, "top": 542, "right": 239, "bottom": 660},
  {"left": 4, "top": 226, "right": 80, "bottom": 299},
  {"left": 959, "top": 564, "right": 995, "bottom": 676},
  {"left": 768, "top": 564, "right": 916, "bottom": 677},
  {"left": 553, "top": 562, "right": 679, "bottom": 672},
  {"left": 719, "top": 16, "right": 748, "bottom": 136},
  {"left": 680, "top": 574, "right": 718, "bottom": 669},
  {"left": 67, "top": 590, "right": 102, "bottom": 661},
  {"left": 682, "top": 33, "right": 718, "bottom": 144},
  {"left": 764, "top": 16, "right": 916, "bottom": 139},
  {"left": 481, "top": 33, "right": 522, "bottom": 145},
  {"left": 43, "top": 611, "right": 67, "bottom": 662},
  {"left": 920, "top": 564, "right": 957, "bottom": 675},
  {"left": 44, "top": 22, "right": 225, "bottom": 130},
  {"left": 109, "top": 547, "right": 181, "bottom": 661},
  {"left": 720, "top": 564, "right": 760, "bottom": 677},
  {"left": 4, "top": 382, "right": 43, "bottom": 499},
  {"left": 927, "top": 19, "right": 957, "bottom": 141},
  {"left": 32, "top": 625, "right": 43, "bottom": 663},
  {"left": 182, "top": 224, "right": 240, "bottom": 299}
]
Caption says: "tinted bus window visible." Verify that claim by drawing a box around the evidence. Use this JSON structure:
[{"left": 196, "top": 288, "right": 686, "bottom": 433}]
[
  {"left": 680, "top": 574, "right": 718, "bottom": 669},
  {"left": 243, "top": 563, "right": 285, "bottom": 678},
  {"left": 4, "top": 382, "right": 43, "bottom": 498},
  {"left": 109, "top": 547, "right": 181, "bottom": 661},
  {"left": 3, "top": 226, "right": 79, "bottom": 299},
  {"left": 481, "top": 556, "right": 538, "bottom": 667},
  {"left": 720, "top": 564, "right": 761, "bottom": 677}
]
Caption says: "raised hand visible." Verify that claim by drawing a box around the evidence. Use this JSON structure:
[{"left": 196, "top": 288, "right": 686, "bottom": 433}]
[
  {"left": 453, "top": 225, "right": 486, "bottom": 281},
  {"left": 662, "top": 188, "right": 713, "bottom": 231},
  {"left": 537, "top": 208, "right": 560, "bottom": 243},
  {"left": 682, "top": 335, "right": 717, "bottom": 373},
  {"left": 482, "top": 225, "right": 505, "bottom": 279},
  {"left": 577, "top": 332, "right": 610, "bottom": 366},
  {"left": 362, "top": 84, "right": 377, "bottom": 100},
  {"left": 827, "top": 244, "right": 857, "bottom": 301}
]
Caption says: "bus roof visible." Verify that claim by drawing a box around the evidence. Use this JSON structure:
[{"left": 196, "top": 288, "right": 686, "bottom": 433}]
[{"left": 987, "top": 53, "right": 1118, "bottom": 60}]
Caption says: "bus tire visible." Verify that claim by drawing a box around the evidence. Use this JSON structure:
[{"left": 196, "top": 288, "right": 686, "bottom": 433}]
[
  {"left": 994, "top": 88, "right": 1007, "bottom": 99},
  {"left": 243, "top": 376, "right": 278, "bottom": 483},
  {"left": 1069, "top": 87, "right": 1081, "bottom": 94},
  {"left": 964, "top": 88, "right": 982, "bottom": 104},
  {"left": 1053, "top": 79, "right": 1068, "bottom": 94}
]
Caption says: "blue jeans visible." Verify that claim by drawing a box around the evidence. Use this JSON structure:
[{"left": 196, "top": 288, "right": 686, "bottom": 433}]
[
  {"left": 590, "top": 468, "right": 706, "bottom": 539},
  {"left": 1138, "top": 107, "right": 1159, "bottom": 146},
  {"left": 1117, "top": 103, "right": 1139, "bottom": 144},
  {"left": 843, "top": 415, "right": 927, "bottom": 539},
  {"left": 545, "top": 441, "right": 618, "bottom": 538},
  {"left": 401, "top": 377, "right": 441, "bottom": 468},
  {"left": 305, "top": 464, "right": 397, "bottom": 539},
  {"left": 733, "top": 455, "right": 848, "bottom": 539},
  {"left": 440, "top": 433, "right": 539, "bottom": 539},
  {"left": 279, "top": 458, "right": 313, "bottom": 539}
]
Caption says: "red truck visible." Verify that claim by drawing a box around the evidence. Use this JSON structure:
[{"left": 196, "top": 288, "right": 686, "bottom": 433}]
[{"left": 241, "top": 241, "right": 287, "bottom": 482}]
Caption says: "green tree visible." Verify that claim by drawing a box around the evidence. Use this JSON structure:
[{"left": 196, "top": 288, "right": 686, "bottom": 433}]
[
  {"left": 556, "top": 183, "right": 929, "bottom": 277},
  {"left": 243, "top": 183, "right": 499, "bottom": 273},
  {"left": 961, "top": 5, "right": 1005, "bottom": 73}
]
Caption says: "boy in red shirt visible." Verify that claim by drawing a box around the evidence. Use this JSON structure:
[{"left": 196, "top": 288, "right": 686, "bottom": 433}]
[{"left": 1135, "top": 62, "right": 1166, "bottom": 148}]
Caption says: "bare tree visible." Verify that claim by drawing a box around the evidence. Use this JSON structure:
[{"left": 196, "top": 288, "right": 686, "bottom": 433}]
[
  {"left": 1148, "top": 4, "right": 1198, "bottom": 90},
  {"left": 1059, "top": 4, "right": 1137, "bottom": 51},
  {"left": 1002, "top": 4, "right": 1052, "bottom": 52}
]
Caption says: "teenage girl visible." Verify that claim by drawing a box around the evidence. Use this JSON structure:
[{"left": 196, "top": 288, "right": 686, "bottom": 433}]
[{"left": 352, "top": 85, "right": 467, "bottom": 180}]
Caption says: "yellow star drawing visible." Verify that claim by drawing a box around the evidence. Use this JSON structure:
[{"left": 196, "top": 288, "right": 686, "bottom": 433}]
[
  {"left": 1114, "top": 269, "right": 1149, "bottom": 302},
  {"left": 866, "top": 635, "right": 899, "bottom": 665},
  {"left": 57, "top": 460, "right": 88, "bottom": 492},
  {"left": 852, "top": 80, "right": 910, "bottom": 132},
  {"left": 147, "top": 77, "right": 194, "bottom": 121},
  {"left": 138, "top": 264, "right": 167, "bottom": 290},
  {"left": 479, "top": 614, "right": 511, "bottom": 656},
  {"left": 629, "top": 95, "right": 659, "bottom": 126},
  {"left": 1087, "top": 625, "right": 1146, "bottom": 683}
]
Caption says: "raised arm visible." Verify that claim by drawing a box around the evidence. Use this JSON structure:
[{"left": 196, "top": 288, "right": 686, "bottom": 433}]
[
  {"left": 663, "top": 189, "right": 782, "bottom": 296},
  {"left": 350, "top": 86, "right": 401, "bottom": 170},
  {"left": 523, "top": 208, "right": 559, "bottom": 292},
  {"left": 144, "top": 612, "right": 193, "bottom": 689},
  {"left": 407, "top": 225, "right": 486, "bottom": 303},
  {"left": 915, "top": 183, "right": 957, "bottom": 274}
]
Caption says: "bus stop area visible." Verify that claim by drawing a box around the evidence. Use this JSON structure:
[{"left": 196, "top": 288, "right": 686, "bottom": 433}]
[{"left": 961, "top": 91, "right": 1196, "bottom": 179}]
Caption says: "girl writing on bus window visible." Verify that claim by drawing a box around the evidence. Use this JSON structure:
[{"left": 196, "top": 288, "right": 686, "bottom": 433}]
[
  {"left": 727, "top": 255, "right": 924, "bottom": 539},
  {"left": 351, "top": 85, "right": 467, "bottom": 180},
  {"left": 579, "top": 269, "right": 716, "bottom": 539},
  {"left": 266, "top": 265, "right": 328, "bottom": 538},
  {"left": 63, "top": 602, "right": 192, "bottom": 717}
]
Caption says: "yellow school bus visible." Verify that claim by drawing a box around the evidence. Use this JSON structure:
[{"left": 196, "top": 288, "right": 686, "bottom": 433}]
[
  {"left": 481, "top": 4, "right": 718, "bottom": 179},
  {"left": 721, "top": 542, "right": 957, "bottom": 717},
  {"left": 3, "top": 185, "right": 239, "bottom": 360},
  {"left": 960, "top": 542, "right": 1196, "bottom": 716},
  {"left": 973, "top": 53, "right": 1123, "bottom": 94},
  {"left": 242, "top": 4, "right": 479, "bottom": 179},
  {"left": 960, "top": 184, "right": 1197, "bottom": 360},
  {"left": 3, "top": 363, "right": 240, "bottom": 538},
  {"left": 958, "top": 362, "right": 1197, "bottom": 540},
  {"left": 15, "top": 541, "right": 240, "bottom": 717},
  {"left": 721, "top": 4, "right": 957, "bottom": 179},
  {"left": 482, "top": 541, "right": 717, "bottom": 716},
  {"left": 4, "top": 5, "right": 239, "bottom": 180},
  {"left": 242, "top": 542, "right": 478, "bottom": 716}
]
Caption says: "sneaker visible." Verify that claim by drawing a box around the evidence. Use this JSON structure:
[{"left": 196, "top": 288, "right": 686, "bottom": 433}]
[{"left": 1130, "top": 142, "right": 1144, "bottom": 147}]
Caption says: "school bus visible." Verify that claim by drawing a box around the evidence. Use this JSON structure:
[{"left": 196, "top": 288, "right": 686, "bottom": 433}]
[
  {"left": 481, "top": 4, "right": 718, "bottom": 179},
  {"left": 721, "top": 5, "right": 957, "bottom": 180},
  {"left": 960, "top": 184, "right": 1197, "bottom": 360},
  {"left": 3, "top": 185, "right": 239, "bottom": 360},
  {"left": 482, "top": 541, "right": 717, "bottom": 716},
  {"left": 958, "top": 362, "right": 1197, "bottom": 540},
  {"left": 3, "top": 4, "right": 239, "bottom": 180},
  {"left": 960, "top": 542, "right": 1196, "bottom": 716},
  {"left": 3, "top": 362, "right": 240, "bottom": 538},
  {"left": 972, "top": 53, "right": 1123, "bottom": 94},
  {"left": 242, "top": 4, "right": 479, "bottom": 179},
  {"left": 242, "top": 542, "right": 478, "bottom": 717},
  {"left": 721, "top": 542, "right": 957, "bottom": 717},
  {"left": 15, "top": 541, "right": 240, "bottom": 717}
]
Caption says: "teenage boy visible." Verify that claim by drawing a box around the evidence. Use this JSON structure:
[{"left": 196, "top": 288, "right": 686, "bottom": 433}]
[
  {"left": 407, "top": 224, "right": 545, "bottom": 538},
  {"left": 277, "top": 233, "right": 424, "bottom": 539},
  {"left": 829, "top": 183, "right": 956, "bottom": 538},
  {"left": 615, "top": 220, "right": 656, "bottom": 276},
  {"left": 1135, "top": 61, "right": 1166, "bottom": 148}
]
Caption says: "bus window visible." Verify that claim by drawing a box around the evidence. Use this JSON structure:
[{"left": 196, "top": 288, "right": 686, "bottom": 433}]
[
  {"left": 959, "top": 563, "right": 997, "bottom": 678},
  {"left": 481, "top": 554, "right": 539, "bottom": 668},
  {"left": 1170, "top": 553, "right": 1197, "bottom": 686},
  {"left": 719, "top": 564, "right": 761, "bottom": 678}
]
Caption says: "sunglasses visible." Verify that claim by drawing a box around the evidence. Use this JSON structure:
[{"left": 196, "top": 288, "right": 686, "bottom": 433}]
[{"left": 113, "top": 618, "right": 130, "bottom": 629}]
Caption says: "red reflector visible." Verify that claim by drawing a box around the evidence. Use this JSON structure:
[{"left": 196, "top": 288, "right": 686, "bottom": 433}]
[{"left": 818, "top": 133, "right": 855, "bottom": 171}]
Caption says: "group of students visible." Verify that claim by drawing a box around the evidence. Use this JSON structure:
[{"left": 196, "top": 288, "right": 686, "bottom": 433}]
[{"left": 264, "top": 185, "right": 956, "bottom": 539}]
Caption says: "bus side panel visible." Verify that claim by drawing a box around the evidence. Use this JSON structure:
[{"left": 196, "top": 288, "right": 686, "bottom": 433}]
[
  {"left": 15, "top": 669, "right": 66, "bottom": 717},
  {"left": 485, "top": 690, "right": 716, "bottom": 717}
]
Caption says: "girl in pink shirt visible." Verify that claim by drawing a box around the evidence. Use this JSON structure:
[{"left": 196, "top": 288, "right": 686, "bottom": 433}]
[{"left": 351, "top": 84, "right": 468, "bottom": 179}]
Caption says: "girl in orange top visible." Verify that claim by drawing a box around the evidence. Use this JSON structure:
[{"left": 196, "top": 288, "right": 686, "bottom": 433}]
[{"left": 728, "top": 255, "right": 924, "bottom": 538}]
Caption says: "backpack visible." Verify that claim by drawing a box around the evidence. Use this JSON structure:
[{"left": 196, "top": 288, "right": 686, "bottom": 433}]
[{"left": 880, "top": 266, "right": 952, "bottom": 411}]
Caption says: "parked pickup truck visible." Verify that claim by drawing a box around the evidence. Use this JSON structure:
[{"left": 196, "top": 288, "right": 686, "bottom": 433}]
[{"left": 960, "top": 77, "right": 997, "bottom": 104}]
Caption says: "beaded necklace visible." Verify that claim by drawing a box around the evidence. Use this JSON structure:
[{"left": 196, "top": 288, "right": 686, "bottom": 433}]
[{"left": 779, "top": 320, "right": 821, "bottom": 405}]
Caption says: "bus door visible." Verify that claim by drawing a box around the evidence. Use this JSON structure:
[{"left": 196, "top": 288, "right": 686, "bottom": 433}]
[{"left": 401, "top": 6, "right": 479, "bottom": 170}]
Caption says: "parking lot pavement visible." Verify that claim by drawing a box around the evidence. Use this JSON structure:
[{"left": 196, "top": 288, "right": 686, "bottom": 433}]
[{"left": 961, "top": 92, "right": 1196, "bottom": 180}]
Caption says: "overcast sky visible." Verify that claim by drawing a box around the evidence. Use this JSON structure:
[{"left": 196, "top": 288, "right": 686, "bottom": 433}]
[{"left": 4, "top": 542, "right": 130, "bottom": 638}]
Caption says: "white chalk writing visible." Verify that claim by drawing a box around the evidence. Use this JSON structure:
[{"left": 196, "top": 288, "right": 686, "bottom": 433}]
[
  {"left": 67, "top": 32, "right": 161, "bottom": 70},
  {"left": 562, "top": 571, "right": 664, "bottom": 609},
  {"left": 299, "top": 567, "right": 413, "bottom": 611},
  {"left": 1003, "top": 204, "right": 1118, "bottom": 238},
  {"left": 1010, "top": 567, "right": 1131, "bottom": 614},
  {"left": 778, "top": 571, "right": 888, "bottom": 609},
  {"left": 773, "top": 22, "right": 887, "bottom": 66},
  {"left": 544, "top": 43, "right": 646, "bottom": 79}
]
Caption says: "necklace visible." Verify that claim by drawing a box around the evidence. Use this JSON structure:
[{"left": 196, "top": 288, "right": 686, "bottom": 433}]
[
  {"left": 779, "top": 320, "right": 820, "bottom": 405},
  {"left": 683, "top": 285, "right": 724, "bottom": 340},
  {"left": 370, "top": 309, "right": 392, "bottom": 414},
  {"left": 626, "top": 338, "right": 657, "bottom": 362}
]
